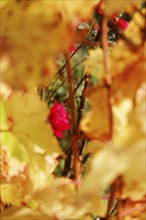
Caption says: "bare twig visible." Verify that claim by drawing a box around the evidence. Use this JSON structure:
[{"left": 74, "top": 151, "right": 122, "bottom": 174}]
[
  {"left": 57, "top": 18, "right": 97, "bottom": 75},
  {"left": 66, "top": 52, "right": 79, "bottom": 184},
  {"left": 77, "top": 74, "right": 91, "bottom": 127},
  {"left": 65, "top": 75, "right": 86, "bottom": 106},
  {"left": 105, "top": 184, "right": 116, "bottom": 220}
]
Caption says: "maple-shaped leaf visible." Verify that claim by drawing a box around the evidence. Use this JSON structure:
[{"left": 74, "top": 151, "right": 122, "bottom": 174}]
[
  {"left": 3, "top": 92, "right": 62, "bottom": 154},
  {"left": 80, "top": 86, "right": 112, "bottom": 140}
]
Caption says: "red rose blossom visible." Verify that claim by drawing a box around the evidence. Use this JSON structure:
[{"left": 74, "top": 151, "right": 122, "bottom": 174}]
[
  {"left": 49, "top": 100, "right": 70, "bottom": 138},
  {"left": 112, "top": 14, "right": 129, "bottom": 30},
  {"left": 116, "top": 18, "right": 129, "bottom": 30}
]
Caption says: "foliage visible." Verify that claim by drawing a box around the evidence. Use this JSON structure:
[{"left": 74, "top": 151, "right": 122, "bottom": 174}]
[{"left": 0, "top": 0, "right": 145, "bottom": 219}]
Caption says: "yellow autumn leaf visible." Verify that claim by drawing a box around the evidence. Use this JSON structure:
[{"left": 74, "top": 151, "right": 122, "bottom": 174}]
[
  {"left": 111, "top": 45, "right": 145, "bottom": 102},
  {"left": 112, "top": 98, "right": 145, "bottom": 199},
  {"left": 1, "top": 205, "right": 51, "bottom": 220},
  {"left": 0, "top": 147, "right": 10, "bottom": 183},
  {"left": 80, "top": 86, "right": 112, "bottom": 140},
  {"left": 102, "top": 0, "right": 142, "bottom": 16},
  {"left": 1, "top": 177, "right": 105, "bottom": 220},
  {"left": 81, "top": 94, "right": 145, "bottom": 200},
  {"left": 112, "top": 97, "right": 145, "bottom": 150},
  {"left": 84, "top": 48, "right": 105, "bottom": 82},
  {"left": 85, "top": 139, "right": 105, "bottom": 154},
  {"left": 122, "top": 139, "right": 145, "bottom": 200},
  {"left": 0, "top": 0, "right": 95, "bottom": 89},
  {"left": 1, "top": 183, "right": 21, "bottom": 206},
  {"left": 81, "top": 146, "right": 127, "bottom": 196},
  {"left": 125, "top": 10, "right": 145, "bottom": 46},
  {"left": 3, "top": 92, "right": 62, "bottom": 154},
  {"left": 81, "top": 140, "right": 145, "bottom": 199},
  {"left": 110, "top": 40, "right": 138, "bottom": 78}
]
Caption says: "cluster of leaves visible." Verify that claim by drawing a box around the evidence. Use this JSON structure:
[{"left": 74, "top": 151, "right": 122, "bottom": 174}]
[{"left": 0, "top": 0, "right": 145, "bottom": 219}]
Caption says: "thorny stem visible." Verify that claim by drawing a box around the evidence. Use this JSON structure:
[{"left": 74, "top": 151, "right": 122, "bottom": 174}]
[
  {"left": 102, "top": 17, "right": 111, "bottom": 85},
  {"left": 66, "top": 52, "right": 79, "bottom": 184}
]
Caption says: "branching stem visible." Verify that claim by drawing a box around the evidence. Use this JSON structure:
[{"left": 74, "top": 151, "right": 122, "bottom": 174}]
[{"left": 57, "top": 18, "right": 96, "bottom": 75}]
